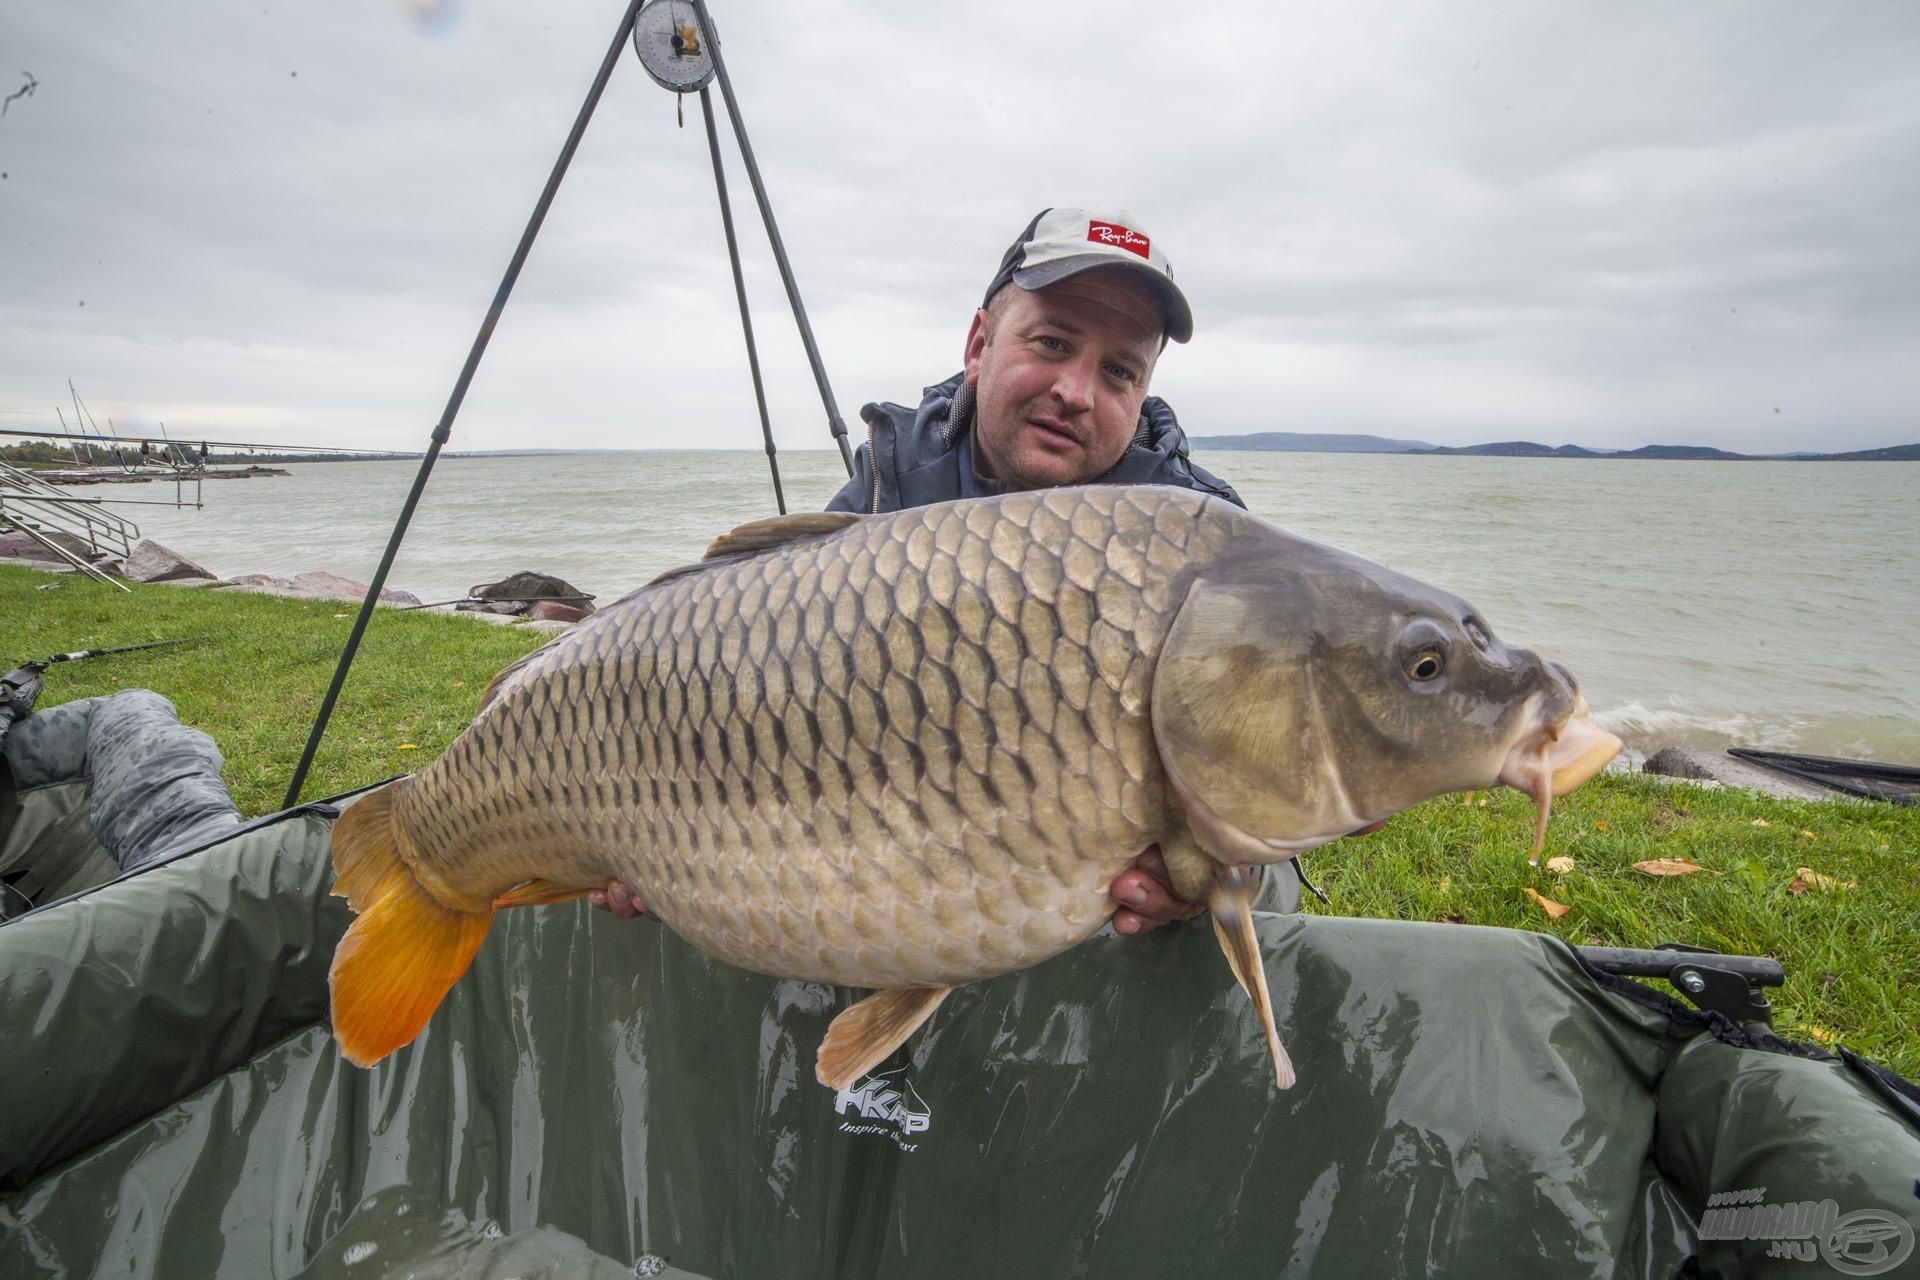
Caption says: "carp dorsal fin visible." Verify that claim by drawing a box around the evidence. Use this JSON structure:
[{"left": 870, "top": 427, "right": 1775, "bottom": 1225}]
[
  {"left": 815, "top": 986, "right": 951, "bottom": 1091},
  {"left": 705, "top": 511, "right": 863, "bottom": 558},
  {"left": 1208, "top": 866, "right": 1297, "bottom": 1090},
  {"left": 645, "top": 512, "right": 866, "bottom": 589}
]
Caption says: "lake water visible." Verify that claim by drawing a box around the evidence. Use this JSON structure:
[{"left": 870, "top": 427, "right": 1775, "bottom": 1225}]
[{"left": 105, "top": 450, "right": 1920, "bottom": 766}]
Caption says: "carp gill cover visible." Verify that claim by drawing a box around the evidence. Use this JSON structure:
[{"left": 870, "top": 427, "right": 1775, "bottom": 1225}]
[{"left": 327, "top": 486, "right": 1619, "bottom": 1090}]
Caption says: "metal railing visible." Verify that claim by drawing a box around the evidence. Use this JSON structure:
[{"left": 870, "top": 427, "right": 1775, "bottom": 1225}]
[{"left": 0, "top": 460, "right": 140, "bottom": 589}]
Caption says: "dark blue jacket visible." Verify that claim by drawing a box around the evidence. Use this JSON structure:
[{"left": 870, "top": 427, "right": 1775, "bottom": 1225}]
[{"left": 826, "top": 373, "right": 1245, "bottom": 514}]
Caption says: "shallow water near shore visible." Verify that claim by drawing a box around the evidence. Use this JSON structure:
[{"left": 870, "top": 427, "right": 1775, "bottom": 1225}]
[{"left": 108, "top": 449, "right": 1920, "bottom": 766}]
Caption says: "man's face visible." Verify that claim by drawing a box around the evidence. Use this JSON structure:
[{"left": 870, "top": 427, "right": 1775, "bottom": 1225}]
[{"left": 964, "top": 266, "right": 1163, "bottom": 491}]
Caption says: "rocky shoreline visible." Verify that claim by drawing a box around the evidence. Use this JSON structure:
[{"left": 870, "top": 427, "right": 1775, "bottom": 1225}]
[{"left": 2, "top": 533, "right": 589, "bottom": 634}]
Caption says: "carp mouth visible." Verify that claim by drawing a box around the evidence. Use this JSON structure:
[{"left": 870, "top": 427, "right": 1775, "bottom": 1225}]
[{"left": 1497, "top": 692, "right": 1624, "bottom": 864}]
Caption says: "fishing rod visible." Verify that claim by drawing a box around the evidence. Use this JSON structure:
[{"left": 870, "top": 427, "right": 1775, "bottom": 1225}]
[
  {"left": 23, "top": 637, "right": 211, "bottom": 669},
  {"left": 396, "top": 594, "right": 595, "bottom": 611},
  {"left": 1, "top": 636, "right": 209, "bottom": 731}
]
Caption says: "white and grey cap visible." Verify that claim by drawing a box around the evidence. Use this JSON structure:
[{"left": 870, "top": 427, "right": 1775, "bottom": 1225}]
[{"left": 982, "top": 207, "right": 1193, "bottom": 343}]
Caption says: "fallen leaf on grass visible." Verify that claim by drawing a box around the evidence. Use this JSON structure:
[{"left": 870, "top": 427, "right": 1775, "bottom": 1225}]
[
  {"left": 1593, "top": 821, "right": 1612, "bottom": 832},
  {"left": 1633, "top": 859, "right": 1709, "bottom": 877},
  {"left": 397, "top": 743, "right": 419, "bottom": 750},
  {"left": 1787, "top": 876, "right": 1809, "bottom": 895},
  {"left": 1546, "top": 856, "right": 1575, "bottom": 874},
  {"left": 451, "top": 680, "right": 466, "bottom": 688},
  {"left": 1794, "top": 866, "right": 1855, "bottom": 890},
  {"left": 1803, "top": 1025, "right": 1838, "bottom": 1044},
  {"left": 1799, "top": 830, "right": 1819, "bottom": 840},
  {"left": 1751, "top": 818, "right": 1770, "bottom": 827},
  {"left": 1523, "top": 887, "right": 1572, "bottom": 919}
]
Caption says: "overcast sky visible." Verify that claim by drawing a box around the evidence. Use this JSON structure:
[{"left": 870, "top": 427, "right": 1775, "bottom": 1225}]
[{"left": 5, "top": 1, "right": 1918, "bottom": 456}]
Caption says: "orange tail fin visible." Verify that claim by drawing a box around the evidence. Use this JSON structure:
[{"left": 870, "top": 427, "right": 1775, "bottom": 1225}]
[{"left": 328, "top": 783, "right": 493, "bottom": 1067}]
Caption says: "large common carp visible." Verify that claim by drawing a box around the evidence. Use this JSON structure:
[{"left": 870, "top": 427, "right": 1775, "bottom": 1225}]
[{"left": 329, "top": 486, "right": 1619, "bottom": 1090}]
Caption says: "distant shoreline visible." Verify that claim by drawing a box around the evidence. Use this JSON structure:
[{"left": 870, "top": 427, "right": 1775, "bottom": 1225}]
[{"left": 55, "top": 439, "right": 1910, "bottom": 466}]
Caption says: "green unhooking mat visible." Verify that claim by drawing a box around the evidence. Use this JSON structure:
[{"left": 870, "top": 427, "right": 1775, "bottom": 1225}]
[{"left": 1, "top": 802, "right": 1916, "bottom": 1279}]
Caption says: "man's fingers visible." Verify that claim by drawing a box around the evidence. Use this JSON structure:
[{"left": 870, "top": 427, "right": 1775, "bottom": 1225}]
[
  {"left": 587, "top": 879, "right": 658, "bottom": 921},
  {"left": 1110, "top": 867, "right": 1204, "bottom": 934}
]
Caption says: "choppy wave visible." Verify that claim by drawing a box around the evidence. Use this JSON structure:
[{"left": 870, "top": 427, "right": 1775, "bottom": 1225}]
[{"left": 1595, "top": 699, "right": 1920, "bottom": 768}]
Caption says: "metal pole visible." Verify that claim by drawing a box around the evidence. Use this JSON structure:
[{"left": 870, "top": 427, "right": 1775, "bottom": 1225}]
[
  {"left": 691, "top": 0, "right": 854, "bottom": 476},
  {"left": 698, "top": 88, "right": 786, "bottom": 514},
  {"left": 282, "top": 0, "right": 648, "bottom": 809}
]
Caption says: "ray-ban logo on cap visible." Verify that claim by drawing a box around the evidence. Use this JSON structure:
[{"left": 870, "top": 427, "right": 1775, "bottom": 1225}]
[{"left": 1087, "top": 220, "right": 1151, "bottom": 259}]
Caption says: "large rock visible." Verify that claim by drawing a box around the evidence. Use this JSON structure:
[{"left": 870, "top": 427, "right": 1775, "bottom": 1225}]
[
  {"left": 527, "top": 600, "right": 591, "bottom": 624},
  {"left": 218, "top": 571, "right": 421, "bottom": 607},
  {"left": 1642, "top": 747, "right": 1839, "bottom": 802},
  {"left": 0, "top": 529, "right": 96, "bottom": 561},
  {"left": 121, "top": 539, "right": 217, "bottom": 583},
  {"left": 290, "top": 571, "right": 423, "bottom": 608}
]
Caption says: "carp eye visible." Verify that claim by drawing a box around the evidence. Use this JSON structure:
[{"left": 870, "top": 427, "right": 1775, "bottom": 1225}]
[{"left": 1396, "top": 619, "right": 1453, "bottom": 685}]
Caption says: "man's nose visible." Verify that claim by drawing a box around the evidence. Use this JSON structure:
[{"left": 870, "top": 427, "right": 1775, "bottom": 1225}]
[{"left": 1051, "top": 355, "right": 1097, "bottom": 413}]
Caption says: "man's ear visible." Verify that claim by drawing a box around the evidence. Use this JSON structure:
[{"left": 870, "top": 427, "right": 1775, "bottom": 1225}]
[{"left": 962, "top": 308, "right": 990, "bottom": 386}]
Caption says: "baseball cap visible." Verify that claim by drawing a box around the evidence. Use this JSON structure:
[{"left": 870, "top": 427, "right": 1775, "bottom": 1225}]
[{"left": 982, "top": 207, "right": 1193, "bottom": 343}]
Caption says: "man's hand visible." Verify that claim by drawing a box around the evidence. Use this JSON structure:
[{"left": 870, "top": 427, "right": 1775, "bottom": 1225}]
[
  {"left": 588, "top": 880, "right": 661, "bottom": 922},
  {"left": 1109, "top": 846, "right": 1205, "bottom": 935}
]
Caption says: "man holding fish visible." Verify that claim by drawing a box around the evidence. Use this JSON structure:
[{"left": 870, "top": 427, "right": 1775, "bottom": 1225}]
[
  {"left": 592, "top": 207, "right": 1301, "bottom": 935},
  {"left": 326, "top": 207, "right": 1622, "bottom": 1087}
]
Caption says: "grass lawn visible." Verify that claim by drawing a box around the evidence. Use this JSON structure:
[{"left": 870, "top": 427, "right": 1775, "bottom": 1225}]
[
  {"left": 4, "top": 564, "right": 550, "bottom": 812},
  {"left": 6, "top": 563, "right": 1917, "bottom": 1077}
]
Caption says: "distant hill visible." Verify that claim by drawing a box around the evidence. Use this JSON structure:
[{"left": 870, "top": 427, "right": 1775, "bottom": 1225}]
[
  {"left": 1817, "top": 442, "right": 1920, "bottom": 461},
  {"left": 1187, "top": 433, "right": 1918, "bottom": 460},
  {"left": 1187, "top": 431, "right": 1437, "bottom": 453}
]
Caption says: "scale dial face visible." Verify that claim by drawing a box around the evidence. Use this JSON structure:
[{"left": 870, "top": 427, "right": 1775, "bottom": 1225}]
[{"left": 632, "top": 0, "right": 715, "bottom": 93}]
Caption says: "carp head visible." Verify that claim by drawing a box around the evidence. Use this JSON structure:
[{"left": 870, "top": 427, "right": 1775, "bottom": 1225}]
[{"left": 1151, "top": 537, "right": 1621, "bottom": 867}]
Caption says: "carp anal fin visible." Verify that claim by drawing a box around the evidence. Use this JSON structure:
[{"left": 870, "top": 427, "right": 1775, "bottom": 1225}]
[
  {"left": 646, "top": 512, "right": 867, "bottom": 589},
  {"left": 816, "top": 986, "right": 951, "bottom": 1091},
  {"left": 329, "top": 784, "right": 494, "bottom": 1067},
  {"left": 1208, "top": 868, "right": 1297, "bottom": 1090}
]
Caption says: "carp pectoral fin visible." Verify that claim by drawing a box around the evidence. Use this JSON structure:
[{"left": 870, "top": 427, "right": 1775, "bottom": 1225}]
[
  {"left": 328, "top": 785, "right": 493, "bottom": 1068},
  {"left": 1208, "top": 868, "right": 1297, "bottom": 1090},
  {"left": 815, "top": 986, "right": 952, "bottom": 1091},
  {"left": 492, "top": 879, "right": 592, "bottom": 909}
]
